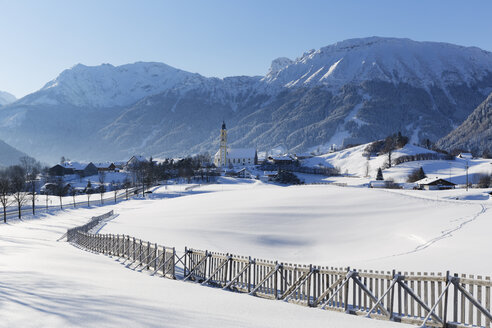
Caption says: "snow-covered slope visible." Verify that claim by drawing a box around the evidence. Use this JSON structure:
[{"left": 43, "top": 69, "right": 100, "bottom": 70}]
[
  {"left": 303, "top": 143, "right": 435, "bottom": 178},
  {"left": 0, "top": 90, "right": 16, "bottom": 106},
  {"left": 436, "top": 92, "right": 492, "bottom": 154},
  {"left": 263, "top": 37, "right": 492, "bottom": 91},
  {"left": 303, "top": 141, "right": 492, "bottom": 185}
]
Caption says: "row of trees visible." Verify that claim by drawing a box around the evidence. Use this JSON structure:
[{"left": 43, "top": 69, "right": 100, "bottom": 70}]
[{"left": 0, "top": 156, "right": 42, "bottom": 222}]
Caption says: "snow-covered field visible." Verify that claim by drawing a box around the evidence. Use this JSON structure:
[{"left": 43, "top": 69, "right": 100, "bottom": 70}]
[{"left": 2, "top": 177, "right": 492, "bottom": 327}]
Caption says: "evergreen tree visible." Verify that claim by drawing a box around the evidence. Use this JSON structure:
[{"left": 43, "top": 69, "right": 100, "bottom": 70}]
[{"left": 376, "top": 168, "right": 384, "bottom": 180}]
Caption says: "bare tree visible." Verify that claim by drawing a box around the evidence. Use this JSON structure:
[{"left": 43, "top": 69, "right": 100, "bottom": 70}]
[
  {"left": 69, "top": 185, "right": 77, "bottom": 208},
  {"left": 122, "top": 176, "right": 131, "bottom": 200},
  {"left": 0, "top": 173, "right": 12, "bottom": 223},
  {"left": 85, "top": 180, "right": 93, "bottom": 207},
  {"left": 111, "top": 180, "right": 118, "bottom": 203},
  {"left": 98, "top": 171, "right": 106, "bottom": 204},
  {"left": 53, "top": 178, "right": 69, "bottom": 210},
  {"left": 9, "top": 165, "right": 27, "bottom": 219},
  {"left": 20, "top": 156, "right": 41, "bottom": 215}
]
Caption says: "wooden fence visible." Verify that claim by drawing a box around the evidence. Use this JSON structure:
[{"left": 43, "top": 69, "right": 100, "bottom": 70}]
[{"left": 68, "top": 211, "right": 492, "bottom": 328}]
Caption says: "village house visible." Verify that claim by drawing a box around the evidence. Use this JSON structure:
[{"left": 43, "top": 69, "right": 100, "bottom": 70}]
[
  {"left": 415, "top": 177, "right": 456, "bottom": 190},
  {"left": 49, "top": 162, "right": 98, "bottom": 177},
  {"left": 94, "top": 162, "right": 116, "bottom": 173}
]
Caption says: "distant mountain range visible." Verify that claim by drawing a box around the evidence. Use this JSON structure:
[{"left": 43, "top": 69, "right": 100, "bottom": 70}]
[{"left": 1, "top": 36, "right": 492, "bottom": 163}]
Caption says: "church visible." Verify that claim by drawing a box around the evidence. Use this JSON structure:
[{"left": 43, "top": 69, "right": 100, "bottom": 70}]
[{"left": 213, "top": 121, "right": 258, "bottom": 167}]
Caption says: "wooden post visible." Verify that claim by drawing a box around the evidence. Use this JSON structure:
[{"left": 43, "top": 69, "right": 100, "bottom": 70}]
[
  {"left": 453, "top": 273, "right": 458, "bottom": 323},
  {"left": 344, "top": 267, "right": 351, "bottom": 312},
  {"left": 172, "top": 247, "right": 176, "bottom": 279},
  {"left": 398, "top": 271, "right": 402, "bottom": 316},
  {"left": 184, "top": 247, "right": 188, "bottom": 278},
  {"left": 390, "top": 270, "right": 396, "bottom": 320},
  {"left": 274, "top": 261, "right": 279, "bottom": 300},
  {"left": 247, "top": 256, "right": 252, "bottom": 293},
  {"left": 443, "top": 271, "right": 450, "bottom": 326},
  {"left": 486, "top": 276, "right": 491, "bottom": 328}
]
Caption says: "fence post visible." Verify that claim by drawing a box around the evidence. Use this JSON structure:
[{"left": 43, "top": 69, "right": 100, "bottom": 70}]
[
  {"left": 247, "top": 256, "right": 252, "bottom": 293},
  {"left": 184, "top": 247, "right": 188, "bottom": 278},
  {"left": 453, "top": 273, "right": 458, "bottom": 323},
  {"left": 442, "top": 271, "right": 449, "bottom": 326},
  {"left": 344, "top": 267, "right": 351, "bottom": 312},
  {"left": 274, "top": 261, "right": 279, "bottom": 300},
  {"left": 172, "top": 247, "right": 176, "bottom": 279},
  {"left": 307, "top": 264, "right": 312, "bottom": 306},
  {"left": 390, "top": 269, "right": 396, "bottom": 321}
]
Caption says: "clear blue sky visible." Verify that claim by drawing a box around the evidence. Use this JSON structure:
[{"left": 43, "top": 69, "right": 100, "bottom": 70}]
[{"left": 1, "top": 0, "right": 491, "bottom": 98}]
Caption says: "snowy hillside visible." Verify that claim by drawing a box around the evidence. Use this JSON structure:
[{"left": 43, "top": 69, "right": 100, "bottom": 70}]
[
  {"left": 263, "top": 37, "right": 492, "bottom": 92},
  {"left": 302, "top": 142, "right": 492, "bottom": 185},
  {"left": 303, "top": 142, "right": 435, "bottom": 178},
  {"left": 0, "top": 90, "right": 16, "bottom": 106}
]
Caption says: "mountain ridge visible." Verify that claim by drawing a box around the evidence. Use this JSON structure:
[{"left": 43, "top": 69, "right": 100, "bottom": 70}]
[{"left": 1, "top": 36, "right": 492, "bottom": 163}]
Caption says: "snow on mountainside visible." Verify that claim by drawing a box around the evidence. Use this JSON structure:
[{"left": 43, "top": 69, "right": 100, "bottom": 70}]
[
  {"left": 0, "top": 90, "right": 16, "bottom": 106},
  {"left": 263, "top": 37, "right": 492, "bottom": 92},
  {"left": 17, "top": 62, "right": 263, "bottom": 108},
  {"left": 436, "top": 92, "right": 492, "bottom": 154},
  {"left": 1, "top": 37, "right": 492, "bottom": 162},
  {"left": 18, "top": 62, "right": 211, "bottom": 108}
]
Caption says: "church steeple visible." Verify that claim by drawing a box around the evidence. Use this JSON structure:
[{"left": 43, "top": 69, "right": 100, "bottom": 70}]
[{"left": 219, "top": 121, "right": 227, "bottom": 167}]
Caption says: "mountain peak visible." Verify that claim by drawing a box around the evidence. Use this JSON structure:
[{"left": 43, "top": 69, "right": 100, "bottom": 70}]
[
  {"left": 268, "top": 57, "right": 294, "bottom": 75},
  {"left": 0, "top": 91, "right": 17, "bottom": 106},
  {"left": 25, "top": 62, "right": 203, "bottom": 108}
]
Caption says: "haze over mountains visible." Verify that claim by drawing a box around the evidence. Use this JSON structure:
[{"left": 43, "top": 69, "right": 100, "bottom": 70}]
[{"left": 1, "top": 36, "right": 492, "bottom": 163}]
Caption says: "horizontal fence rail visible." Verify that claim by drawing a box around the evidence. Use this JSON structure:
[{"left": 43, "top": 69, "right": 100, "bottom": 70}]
[{"left": 68, "top": 212, "right": 492, "bottom": 328}]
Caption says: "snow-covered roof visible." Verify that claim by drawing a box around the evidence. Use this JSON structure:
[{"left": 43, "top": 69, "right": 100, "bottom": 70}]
[
  {"left": 227, "top": 148, "right": 256, "bottom": 159},
  {"left": 415, "top": 177, "right": 455, "bottom": 185},
  {"left": 269, "top": 155, "right": 293, "bottom": 161},
  {"left": 127, "top": 155, "right": 146, "bottom": 163},
  {"left": 294, "top": 153, "right": 313, "bottom": 158},
  {"left": 458, "top": 153, "right": 473, "bottom": 159},
  {"left": 93, "top": 162, "right": 114, "bottom": 169},
  {"left": 61, "top": 161, "right": 89, "bottom": 171}
]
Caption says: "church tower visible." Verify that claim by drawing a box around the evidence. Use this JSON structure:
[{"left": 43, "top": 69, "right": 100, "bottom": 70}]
[{"left": 219, "top": 121, "right": 227, "bottom": 166}]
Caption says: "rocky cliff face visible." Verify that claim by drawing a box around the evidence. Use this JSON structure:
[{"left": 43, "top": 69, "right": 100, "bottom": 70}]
[{"left": 1, "top": 37, "right": 492, "bottom": 163}]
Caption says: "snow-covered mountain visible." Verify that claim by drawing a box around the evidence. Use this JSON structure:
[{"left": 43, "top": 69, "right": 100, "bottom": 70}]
[
  {"left": 436, "top": 92, "right": 492, "bottom": 154},
  {"left": 1, "top": 37, "right": 492, "bottom": 163},
  {"left": 0, "top": 91, "right": 16, "bottom": 107},
  {"left": 263, "top": 37, "right": 492, "bottom": 91}
]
